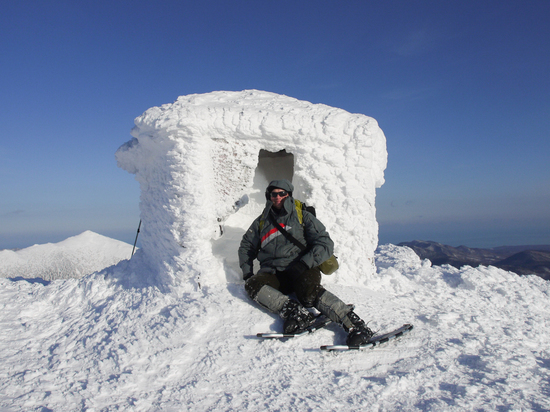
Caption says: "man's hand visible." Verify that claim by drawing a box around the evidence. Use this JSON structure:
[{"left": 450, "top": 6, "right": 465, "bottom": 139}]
[{"left": 286, "top": 261, "right": 308, "bottom": 277}]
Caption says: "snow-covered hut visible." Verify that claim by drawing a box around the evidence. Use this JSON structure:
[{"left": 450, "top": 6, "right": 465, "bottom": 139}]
[{"left": 116, "top": 90, "right": 387, "bottom": 292}]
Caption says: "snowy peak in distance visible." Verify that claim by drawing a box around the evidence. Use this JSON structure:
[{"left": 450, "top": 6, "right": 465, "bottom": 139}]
[
  {"left": 53, "top": 230, "right": 125, "bottom": 250},
  {"left": 0, "top": 231, "right": 133, "bottom": 281},
  {"left": 399, "top": 240, "right": 550, "bottom": 280}
]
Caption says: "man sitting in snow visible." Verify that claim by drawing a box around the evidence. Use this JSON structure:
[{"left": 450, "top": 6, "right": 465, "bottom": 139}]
[{"left": 238, "top": 179, "right": 374, "bottom": 346}]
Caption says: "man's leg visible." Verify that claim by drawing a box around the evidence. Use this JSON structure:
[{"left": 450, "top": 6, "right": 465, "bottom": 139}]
[
  {"left": 291, "top": 266, "right": 370, "bottom": 336},
  {"left": 315, "top": 289, "right": 375, "bottom": 346},
  {"left": 292, "top": 266, "right": 324, "bottom": 307},
  {"left": 287, "top": 267, "right": 358, "bottom": 330},
  {"left": 245, "top": 272, "right": 315, "bottom": 333},
  {"left": 245, "top": 272, "right": 287, "bottom": 313}
]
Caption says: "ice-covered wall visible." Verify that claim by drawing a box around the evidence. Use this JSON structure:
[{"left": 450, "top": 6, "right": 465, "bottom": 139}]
[{"left": 116, "top": 90, "right": 387, "bottom": 292}]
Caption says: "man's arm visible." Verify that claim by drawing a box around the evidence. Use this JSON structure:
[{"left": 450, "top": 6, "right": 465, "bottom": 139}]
[
  {"left": 300, "top": 211, "right": 334, "bottom": 268},
  {"left": 238, "top": 219, "right": 261, "bottom": 280}
]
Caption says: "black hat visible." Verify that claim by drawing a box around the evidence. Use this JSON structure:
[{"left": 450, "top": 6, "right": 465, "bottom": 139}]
[{"left": 265, "top": 179, "right": 294, "bottom": 200}]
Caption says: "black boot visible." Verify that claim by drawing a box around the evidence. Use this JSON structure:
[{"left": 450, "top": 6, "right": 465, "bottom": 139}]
[
  {"left": 314, "top": 289, "right": 374, "bottom": 345},
  {"left": 279, "top": 300, "right": 316, "bottom": 334},
  {"left": 344, "top": 311, "right": 374, "bottom": 346}
]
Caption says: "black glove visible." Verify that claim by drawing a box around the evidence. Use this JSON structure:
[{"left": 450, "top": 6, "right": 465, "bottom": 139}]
[
  {"left": 286, "top": 261, "right": 308, "bottom": 277},
  {"left": 243, "top": 272, "right": 254, "bottom": 281}
]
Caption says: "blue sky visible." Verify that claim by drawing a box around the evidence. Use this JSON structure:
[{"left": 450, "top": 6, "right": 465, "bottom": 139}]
[{"left": 1, "top": 0, "right": 549, "bottom": 249}]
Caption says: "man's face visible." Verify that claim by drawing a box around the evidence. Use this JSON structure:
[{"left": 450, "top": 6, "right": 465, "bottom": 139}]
[{"left": 270, "top": 189, "right": 289, "bottom": 209}]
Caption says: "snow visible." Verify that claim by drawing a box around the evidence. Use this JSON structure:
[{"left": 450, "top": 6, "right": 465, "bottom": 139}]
[
  {"left": 1, "top": 91, "right": 549, "bottom": 410},
  {"left": 0, "top": 230, "right": 133, "bottom": 281},
  {"left": 1, "top": 242, "right": 549, "bottom": 411}
]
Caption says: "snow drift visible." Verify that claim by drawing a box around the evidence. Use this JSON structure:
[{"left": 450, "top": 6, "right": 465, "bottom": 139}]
[
  {"left": 115, "top": 90, "right": 387, "bottom": 292},
  {"left": 0, "top": 230, "right": 132, "bottom": 280}
]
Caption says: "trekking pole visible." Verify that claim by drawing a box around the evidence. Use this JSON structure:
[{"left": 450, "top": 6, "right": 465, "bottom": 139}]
[{"left": 131, "top": 220, "right": 141, "bottom": 257}]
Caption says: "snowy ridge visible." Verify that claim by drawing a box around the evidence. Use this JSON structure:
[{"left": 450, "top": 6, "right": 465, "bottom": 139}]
[
  {"left": 0, "top": 231, "right": 132, "bottom": 280},
  {"left": 0, "top": 242, "right": 549, "bottom": 410}
]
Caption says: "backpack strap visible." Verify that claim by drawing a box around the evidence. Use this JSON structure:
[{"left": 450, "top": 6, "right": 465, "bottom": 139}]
[
  {"left": 294, "top": 199, "right": 304, "bottom": 225},
  {"left": 268, "top": 214, "right": 307, "bottom": 252}
]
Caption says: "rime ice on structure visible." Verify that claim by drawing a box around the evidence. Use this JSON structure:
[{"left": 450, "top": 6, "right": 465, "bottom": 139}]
[{"left": 116, "top": 90, "right": 387, "bottom": 292}]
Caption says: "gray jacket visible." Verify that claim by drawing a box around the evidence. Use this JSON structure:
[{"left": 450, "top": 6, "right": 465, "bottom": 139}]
[{"left": 238, "top": 196, "right": 334, "bottom": 277}]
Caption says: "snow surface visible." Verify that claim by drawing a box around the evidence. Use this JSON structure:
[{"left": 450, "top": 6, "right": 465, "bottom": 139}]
[
  {"left": 0, "top": 231, "right": 133, "bottom": 281},
  {"left": 1, "top": 240, "right": 549, "bottom": 411},
  {"left": 115, "top": 90, "right": 387, "bottom": 293}
]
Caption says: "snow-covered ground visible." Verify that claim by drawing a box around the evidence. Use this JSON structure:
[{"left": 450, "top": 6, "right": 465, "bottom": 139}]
[{"left": 1, "top": 238, "right": 549, "bottom": 411}]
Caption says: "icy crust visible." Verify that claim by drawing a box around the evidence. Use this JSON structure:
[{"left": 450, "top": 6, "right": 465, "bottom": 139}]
[
  {"left": 0, "top": 231, "right": 132, "bottom": 280},
  {"left": 1, "top": 245, "right": 549, "bottom": 411},
  {"left": 115, "top": 90, "right": 388, "bottom": 292}
]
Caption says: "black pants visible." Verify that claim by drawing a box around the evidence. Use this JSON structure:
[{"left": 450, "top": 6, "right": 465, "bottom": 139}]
[{"left": 245, "top": 266, "right": 324, "bottom": 308}]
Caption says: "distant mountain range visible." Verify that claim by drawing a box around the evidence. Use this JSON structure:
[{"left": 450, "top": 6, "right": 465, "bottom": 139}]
[{"left": 398, "top": 240, "right": 550, "bottom": 280}]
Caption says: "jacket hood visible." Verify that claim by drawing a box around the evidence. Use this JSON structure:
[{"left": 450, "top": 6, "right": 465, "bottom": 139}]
[{"left": 266, "top": 179, "right": 294, "bottom": 193}]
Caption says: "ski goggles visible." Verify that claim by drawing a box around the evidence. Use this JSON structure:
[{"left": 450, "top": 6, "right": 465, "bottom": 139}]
[{"left": 270, "top": 190, "right": 288, "bottom": 198}]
